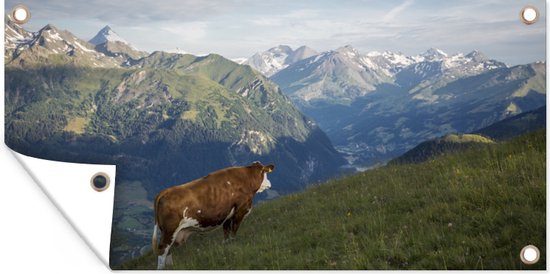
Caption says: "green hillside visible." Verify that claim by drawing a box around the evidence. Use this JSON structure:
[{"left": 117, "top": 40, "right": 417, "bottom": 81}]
[
  {"left": 474, "top": 106, "right": 546, "bottom": 141},
  {"left": 389, "top": 134, "right": 495, "bottom": 165},
  {"left": 390, "top": 107, "right": 546, "bottom": 165},
  {"left": 121, "top": 130, "right": 546, "bottom": 270}
]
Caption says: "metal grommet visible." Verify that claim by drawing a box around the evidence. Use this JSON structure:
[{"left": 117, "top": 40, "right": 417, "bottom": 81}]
[
  {"left": 10, "top": 4, "right": 31, "bottom": 25},
  {"left": 90, "top": 172, "right": 111, "bottom": 192},
  {"left": 520, "top": 245, "right": 540, "bottom": 265},
  {"left": 520, "top": 5, "right": 539, "bottom": 25}
]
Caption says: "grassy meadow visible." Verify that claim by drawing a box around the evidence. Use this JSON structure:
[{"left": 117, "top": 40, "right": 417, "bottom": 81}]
[{"left": 120, "top": 130, "right": 546, "bottom": 270}]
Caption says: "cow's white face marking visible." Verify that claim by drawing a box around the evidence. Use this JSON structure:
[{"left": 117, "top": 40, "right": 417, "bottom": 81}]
[
  {"left": 226, "top": 181, "right": 231, "bottom": 185},
  {"left": 197, "top": 209, "right": 201, "bottom": 214},
  {"left": 257, "top": 173, "right": 271, "bottom": 193}
]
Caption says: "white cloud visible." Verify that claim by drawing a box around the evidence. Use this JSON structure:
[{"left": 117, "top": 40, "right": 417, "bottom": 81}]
[
  {"left": 249, "top": 9, "right": 320, "bottom": 26},
  {"left": 383, "top": 0, "right": 414, "bottom": 22},
  {"left": 160, "top": 22, "right": 208, "bottom": 41},
  {"left": 285, "top": 9, "right": 320, "bottom": 19},
  {"left": 249, "top": 18, "right": 284, "bottom": 27},
  {"left": 6, "top": 0, "right": 249, "bottom": 24}
]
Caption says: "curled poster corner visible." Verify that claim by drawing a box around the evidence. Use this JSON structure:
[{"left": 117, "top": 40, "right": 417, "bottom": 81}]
[{"left": 10, "top": 149, "right": 116, "bottom": 267}]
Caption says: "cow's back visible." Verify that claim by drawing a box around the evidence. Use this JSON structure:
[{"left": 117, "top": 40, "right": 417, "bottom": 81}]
[{"left": 155, "top": 166, "right": 255, "bottom": 230}]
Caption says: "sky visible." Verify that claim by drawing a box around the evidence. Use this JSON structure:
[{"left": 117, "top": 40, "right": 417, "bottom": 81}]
[{"left": 5, "top": 0, "right": 547, "bottom": 65}]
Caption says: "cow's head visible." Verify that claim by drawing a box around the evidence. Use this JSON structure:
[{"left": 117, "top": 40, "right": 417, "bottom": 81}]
[{"left": 250, "top": 161, "right": 275, "bottom": 193}]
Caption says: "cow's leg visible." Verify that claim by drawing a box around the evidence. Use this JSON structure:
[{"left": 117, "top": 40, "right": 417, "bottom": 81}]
[
  {"left": 171, "top": 229, "right": 193, "bottom": 266},
  {"left": 165, "top": 254, "right": 173, "bottom": 267},
  {"left": 157, "top": 231, "right": 175, "bottom": 270},
  {"left": 161, "top": 227, "right": 194, "bottom": 267},
  {"left": 229, "top": 202, "right": 253, "bottom": 239},
  {"left": 222, "top": 219, "right": 234, "bottom": 243},
  {"left": 156, "top": 213, "right": 181, "bottom": 270}
]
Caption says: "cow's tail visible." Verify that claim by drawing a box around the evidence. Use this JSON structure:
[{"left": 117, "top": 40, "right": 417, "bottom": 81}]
[
  {"left": 151, "top": 192, "right": 168, "bottom": 255},
  {"left": 152, "top": 223, "right": 160, "bottom": 255},
  {"left": 152, "top": 192, "right": 163, "bottom": 256}
]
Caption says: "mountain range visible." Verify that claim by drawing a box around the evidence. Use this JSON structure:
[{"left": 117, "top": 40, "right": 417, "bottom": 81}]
[
  {"left": 269, "top": 46, "right": 510, "bottom": 105},
  {"left": 245, "top": 45, "right": 546, "bottom": 166}
]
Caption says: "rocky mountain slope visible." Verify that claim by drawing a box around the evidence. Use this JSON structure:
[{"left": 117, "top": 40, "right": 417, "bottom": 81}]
[
  {"left": 88, "top": 25, "right": 148, "bottom": 62},
  {"left": 5, "top": 19, "right": 34, "bottom": 63},
  {"left": 272, "top": 45, "right": 394, "bottom": 105},
  {"left": 473, "top": 105, "right": 546, "bottom": 140},
  {"left": 5, "top": 22, "right": 120, "bottom": 67}
]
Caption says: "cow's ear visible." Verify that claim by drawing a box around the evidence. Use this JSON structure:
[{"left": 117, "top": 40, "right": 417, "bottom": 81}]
[{"left": 263, "top": 164, "right": 275, "bottom": 173}]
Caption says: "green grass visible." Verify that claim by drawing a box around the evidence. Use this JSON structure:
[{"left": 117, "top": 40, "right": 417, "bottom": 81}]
[
  {"left": 442, "top": 134, "right": 494, "bottom": 144},
  {"left": 389, "top": 133, "right": 498, "bottom": 165},
  {"left": 63, "top": 116, "right": 89, "bottom": 134},
  {"left": 120, "top": 130, "right": 545, "bottom": 270}
]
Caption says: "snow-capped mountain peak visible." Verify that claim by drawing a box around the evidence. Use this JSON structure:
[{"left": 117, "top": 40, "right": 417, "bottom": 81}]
[
  {"left": 4, "top": 22, "right": 122, "bottom": 68},
  {"left": 271, "top": 45, "right": 510, "bottom": 106},
  {"left": 288, "top": 46, "right": 318, "bottom": 64},
  {"left": 89, "top": 25, "right": 128, "bottom": 45},
  {"left": 366, "top": 51, "right": 383, "bottom": 57},
  {"left": 335, "top": 45, "right": 360, "bottom": 57},
  {"left": 421, "top": 48, "right": 448, "bottom": 60},
  {"left": 5, "top": 19, "right": 33, "bottom": 49},
  {"left": 270, "top": 45, "right": 293, "bottom": 55},
  {"left": 361, "top": 50, "right": 416, "bottom": 76},
  {"left": 244, "top": 45, "right": 318, "bottom": 76},
  {"left": 231, "top": 57, "right": 248, "bottom": 64},
  {"left": 87, "top": 25, "right": 147, "bottom": 60},
  {"left": 381, "top": 51, "right": 414, "bottom": 65},
  {"left": 465, "top": 50, "right": 488, "bottom": 62}
]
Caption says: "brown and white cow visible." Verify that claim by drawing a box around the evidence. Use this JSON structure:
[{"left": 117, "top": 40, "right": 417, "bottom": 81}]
[{"left": 151, "top": 161, "right": 274, "bottom": 269}]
